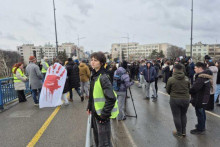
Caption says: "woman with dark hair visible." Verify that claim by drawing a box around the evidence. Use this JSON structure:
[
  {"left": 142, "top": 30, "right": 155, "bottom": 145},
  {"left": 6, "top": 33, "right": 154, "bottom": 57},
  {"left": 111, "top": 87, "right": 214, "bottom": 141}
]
[
  {"left": 108, "top": 63, "right": 117, "bottom": 84},
  {"left": 14, "top": 62, "right": 28, "bottom": 102},
  {"left": 215, "top": 61, "right": 220, "bottom": 106},
  {"left": 87, "top": 52, "right": 118, "bottom": 147}
]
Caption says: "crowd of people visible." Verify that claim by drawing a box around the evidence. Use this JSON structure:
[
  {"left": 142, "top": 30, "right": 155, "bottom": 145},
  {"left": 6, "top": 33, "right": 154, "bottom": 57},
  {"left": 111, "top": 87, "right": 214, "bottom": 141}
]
[{"left": 11, "top": 52, "right": 220, "bottom": 146}]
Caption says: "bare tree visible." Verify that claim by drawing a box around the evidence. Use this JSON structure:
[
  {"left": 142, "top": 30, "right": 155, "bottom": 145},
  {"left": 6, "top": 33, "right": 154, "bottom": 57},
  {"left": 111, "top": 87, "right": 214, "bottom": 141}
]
[
  {"left": 168, "top": 46, "right": 185, "bottom": 59},
  {"left": 0, "top": 50, "right": 22, "bottom": 78}
]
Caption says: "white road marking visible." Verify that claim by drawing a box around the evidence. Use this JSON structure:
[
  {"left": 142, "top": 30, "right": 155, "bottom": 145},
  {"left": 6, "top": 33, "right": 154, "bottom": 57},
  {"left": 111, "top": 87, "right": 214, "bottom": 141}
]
[
  {"left": 158, "top": 90, "right": 220, "bottom": 119},
  {"left": 122, "top": 121, "right": 138, "bottom": 147}
]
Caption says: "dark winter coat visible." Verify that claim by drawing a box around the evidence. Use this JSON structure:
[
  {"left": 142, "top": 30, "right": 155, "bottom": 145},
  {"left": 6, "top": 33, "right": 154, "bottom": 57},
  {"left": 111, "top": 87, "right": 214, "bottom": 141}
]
[
  {"left": 71, "top": 63, "right": 80, "bottom": 88},
  {"left": 143, "top": 65, "right": 156, "bottom": 83},
  {"left": 114, "top": 67, "right": 134, "bottom": 92},
  {"left": 163, "top": 65, "right": 170, "bottom": 84},
  {"left": 217, "top": 67, "right": 220, "bottom": 84},
  {"left": 87, "top": 67, "right": 116, "bottom": 120},
  {"left": 153, "top": 63, "right": 160, "bottom": 78},
  {"left": 188, "top": 62, "right": 195, "bottom": 78},
  {"left": 166, "top": 71, "right": 190, "bottom": 99},
  {"left": 190, "top": 70, "right": 211, "bottom": 108}
]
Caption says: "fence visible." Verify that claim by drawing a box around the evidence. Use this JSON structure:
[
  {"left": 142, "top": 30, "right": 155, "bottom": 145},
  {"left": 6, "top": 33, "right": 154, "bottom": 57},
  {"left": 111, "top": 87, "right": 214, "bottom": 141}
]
[{"left": 0, "top": 77, "right": 31, "bottom": 109}]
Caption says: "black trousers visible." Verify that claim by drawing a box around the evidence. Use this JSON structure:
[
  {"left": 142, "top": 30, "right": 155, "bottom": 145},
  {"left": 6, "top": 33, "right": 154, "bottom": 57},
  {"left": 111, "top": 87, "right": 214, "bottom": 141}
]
[
  {"left": 155, "top": 78, "right": 158, "bottom": 95},
  {"left": 92, "top": 116, "right": 112, "bottom": 147},
  {"left": 17, "top": 90, "right": 26, "bottom": 102},
  {"left": 170, "top": 98, "right": 190, "bottom": 134},
  {"left": 206, "top": 94, "right": 214, "bottom": 110}
]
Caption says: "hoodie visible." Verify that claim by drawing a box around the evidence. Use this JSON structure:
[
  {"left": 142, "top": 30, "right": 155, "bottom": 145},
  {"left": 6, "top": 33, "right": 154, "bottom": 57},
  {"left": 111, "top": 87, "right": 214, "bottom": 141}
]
[
  {"left": 114, "top": 67, "right": 133, "bottom": 92},
  {"left": 166, "top": 71, "right": 190, "bottom": 99}
]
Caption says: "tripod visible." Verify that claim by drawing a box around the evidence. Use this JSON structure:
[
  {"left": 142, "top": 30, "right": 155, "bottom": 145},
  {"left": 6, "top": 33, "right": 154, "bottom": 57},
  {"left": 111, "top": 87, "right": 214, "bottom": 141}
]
[{"left": 125, "top": 87, "right": 137, "bottom": 118}]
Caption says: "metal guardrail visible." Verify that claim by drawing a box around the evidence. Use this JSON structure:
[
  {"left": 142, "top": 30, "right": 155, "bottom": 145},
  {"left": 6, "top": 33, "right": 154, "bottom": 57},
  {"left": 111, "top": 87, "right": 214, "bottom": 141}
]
[
  {"left": 0, "top": 77, "right": 31, "bottom": 109},
  {"left": 85, "top": 114, "right": 93, "bottom": 147}
]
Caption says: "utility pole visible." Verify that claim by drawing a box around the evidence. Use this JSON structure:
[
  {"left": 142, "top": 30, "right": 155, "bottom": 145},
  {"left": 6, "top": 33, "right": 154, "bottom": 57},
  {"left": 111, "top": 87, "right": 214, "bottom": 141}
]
[
  {"left": 190, "top": 0, "right": 193, "bottom": 58},
  {"left": 122, "top": 34, "right": 130, "bottom": 61},
  {"left": 76, "top": 34, "right": 85, "bottom": 60},
  {"left": 53, "top": 0, "right": 58, "bottom": 56}
]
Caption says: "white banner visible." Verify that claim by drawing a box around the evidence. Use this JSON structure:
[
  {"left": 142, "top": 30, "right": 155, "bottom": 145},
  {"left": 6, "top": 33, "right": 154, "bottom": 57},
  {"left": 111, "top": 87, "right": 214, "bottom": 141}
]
[{"left": 40, "top": 63, "right": 67, "bottom": 108}]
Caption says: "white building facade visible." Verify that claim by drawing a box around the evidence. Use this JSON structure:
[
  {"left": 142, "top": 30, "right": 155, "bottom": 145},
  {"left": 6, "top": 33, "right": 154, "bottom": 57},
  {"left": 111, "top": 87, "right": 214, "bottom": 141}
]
[
  {"left": 17, "top": 43, "right": 85, "bottom": 64},
  {"left": 111, "top": 42, "right": 175, "bottom": 61}
]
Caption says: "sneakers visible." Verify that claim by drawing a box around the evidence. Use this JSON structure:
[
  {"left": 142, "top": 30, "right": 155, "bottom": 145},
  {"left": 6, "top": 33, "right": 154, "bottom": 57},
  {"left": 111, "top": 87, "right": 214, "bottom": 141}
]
[
  {"left": 64, "top": 102, "right": 69, "bottom": 106},
  {"left": 190, "top": 129, "right": 205, "bottom": 135},
  {"left": 145, "top": 97, "right": 150, "bottom": 100},
  {"left": 152, "top": 98, "right": 157, "bottom": 102},
  {"left": 69, "top": 99, "right": 73, "bottom": 102},
  {"left": 172, "top": 131, "right": 183, "bottom": 138},
  {"left": 81, "top": 96, "right": 84, "bottom": 102},
  {"left": 34, "top": 103, "right": 39, "bottom": 106}
]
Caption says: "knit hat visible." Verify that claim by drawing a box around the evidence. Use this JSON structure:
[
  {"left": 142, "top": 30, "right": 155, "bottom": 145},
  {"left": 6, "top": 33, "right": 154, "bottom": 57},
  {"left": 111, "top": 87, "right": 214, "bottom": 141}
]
[{"left": 29, "top": 56, "right": 36, "bottom": 62}]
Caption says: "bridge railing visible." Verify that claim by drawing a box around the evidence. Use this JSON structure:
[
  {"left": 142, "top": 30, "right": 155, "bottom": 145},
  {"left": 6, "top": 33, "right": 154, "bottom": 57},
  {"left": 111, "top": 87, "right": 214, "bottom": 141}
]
[{"left": 0, "top": 77, "right": 31, "bottom": 109}]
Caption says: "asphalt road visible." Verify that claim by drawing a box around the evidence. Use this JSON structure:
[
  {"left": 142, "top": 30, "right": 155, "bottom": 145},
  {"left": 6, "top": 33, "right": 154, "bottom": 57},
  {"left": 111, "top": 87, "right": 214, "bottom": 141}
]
[
  {"left": 1, "top": 80, "right": 220, "bottom": 147},
  {"left": 123, "top": 79, "right": 220, "bottom": 147}
]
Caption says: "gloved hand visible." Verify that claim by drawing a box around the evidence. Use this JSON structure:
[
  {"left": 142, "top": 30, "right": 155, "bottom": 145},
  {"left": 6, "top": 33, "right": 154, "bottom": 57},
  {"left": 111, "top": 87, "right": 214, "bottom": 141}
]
[{"left": 97, "top": 115, "right": 110, "bottom": 124}]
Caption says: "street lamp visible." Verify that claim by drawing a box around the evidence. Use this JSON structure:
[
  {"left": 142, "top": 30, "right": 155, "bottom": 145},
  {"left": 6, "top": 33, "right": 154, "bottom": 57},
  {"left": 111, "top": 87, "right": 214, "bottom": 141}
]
[
  {"left": 190, "top": 0, "right": 193, "bottom": 58},
  {"left": 122, "top": 33, "right": 130, "bottom": 61},
  {"left": 53, "top": 0, "right": 58, "bottom": 56}
]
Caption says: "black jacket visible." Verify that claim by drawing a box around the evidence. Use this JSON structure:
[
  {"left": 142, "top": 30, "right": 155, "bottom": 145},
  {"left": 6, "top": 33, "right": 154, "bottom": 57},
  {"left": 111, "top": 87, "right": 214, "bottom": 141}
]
[
  {"left": 217, "top": 67, "right": 220, "bottom": 84},
  {"left": 87, "top": 67, "right": 116, "bottom": 120},
  {"left": 190, "top": 70, "right": 211, "bottom": 108},
  {"left": 66, "top": 62, "right": 80, "bottom": 88}
]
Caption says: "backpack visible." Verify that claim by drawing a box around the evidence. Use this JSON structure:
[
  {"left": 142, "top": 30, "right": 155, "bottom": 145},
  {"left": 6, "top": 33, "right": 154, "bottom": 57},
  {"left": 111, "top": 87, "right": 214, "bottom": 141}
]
[{"left": 113, "top": 73, "right": 123, "bottom": 91}]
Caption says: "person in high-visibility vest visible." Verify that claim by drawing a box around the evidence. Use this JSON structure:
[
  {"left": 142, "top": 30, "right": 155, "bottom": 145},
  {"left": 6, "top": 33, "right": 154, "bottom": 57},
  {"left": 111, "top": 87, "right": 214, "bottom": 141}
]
[
  {"left": 14, "top": 62, "right": 28, "bottom": 103},
  {"left": 87, "top": 52, "right": 119, "bottom": 147},
  {"left": 41, "top": 57, "right": 49, "bottom": 81},
  {"left": 12, "top": 63, "right": 18, "bottom": 79}
]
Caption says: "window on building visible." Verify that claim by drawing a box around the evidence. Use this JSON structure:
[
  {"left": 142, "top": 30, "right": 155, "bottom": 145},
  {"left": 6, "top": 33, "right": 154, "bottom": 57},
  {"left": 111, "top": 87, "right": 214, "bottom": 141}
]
[
  {"left": 198, "top": 49, "right": 201, "bottom": 51},
  {"left": 193, "top": 49, "right": 196, "bottom": 51}
]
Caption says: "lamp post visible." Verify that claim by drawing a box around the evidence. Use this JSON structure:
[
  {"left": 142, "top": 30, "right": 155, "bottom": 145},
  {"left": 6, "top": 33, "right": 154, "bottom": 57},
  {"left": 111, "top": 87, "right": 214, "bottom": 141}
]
[
  {"left": 190, "top": 0, "right": 193, "bottom": 58},
  {"left": 53, "top": 0, "right": 58, "bottom": 56},
  {"left": 122, "top": 33, "right": 130, "bottom": 61}
]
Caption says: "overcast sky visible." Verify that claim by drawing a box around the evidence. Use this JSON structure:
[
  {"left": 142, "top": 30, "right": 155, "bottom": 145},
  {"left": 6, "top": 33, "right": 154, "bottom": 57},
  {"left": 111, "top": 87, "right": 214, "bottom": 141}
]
[{"left": 0, "top": 0, "right": 219, "bottom": 52}]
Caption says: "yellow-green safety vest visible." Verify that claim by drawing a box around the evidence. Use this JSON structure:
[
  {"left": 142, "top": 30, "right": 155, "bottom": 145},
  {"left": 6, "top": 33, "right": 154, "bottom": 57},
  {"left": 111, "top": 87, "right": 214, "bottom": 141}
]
[
  {"left": 13, "top": 68, "right": 25, "bottom": 83},
  {"left": 93, "top": 74, "right": 119, "bottom": 118},
  {"left": 12, "top": 67, "right": 16, "bottom": 79},
  {"left": 41, "top": 62, "right": 49, "bottom": 73}
]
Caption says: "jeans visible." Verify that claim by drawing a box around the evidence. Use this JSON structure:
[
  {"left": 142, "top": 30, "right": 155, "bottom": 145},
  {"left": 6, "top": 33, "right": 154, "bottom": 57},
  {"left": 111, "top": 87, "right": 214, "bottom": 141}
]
[
  {"left": 69, "top": 87, "right": 82, "bottom": 100},
  {"left": 31, "top": 88, "right": 41, "bottom": 104},
  {"left": 214, "top": 84, "right": 220, "bottom": 103},
  {"left": 117, "top": 91, "right": 126, "bottom": 120},
  {"left": 80, "top": 81, "right": 89, "bottom": 97},
  {"left": 170, "top": 98, "right": 190, "bottom": 134},
  {"left": 195, "top": 107, "right": 206, "bottom": 131},
  {"left": 92, "top": 116, "right": 112, "bottom": 147},
  {"left": 145, "top": 81, "right": 156, "bottom": 98}
]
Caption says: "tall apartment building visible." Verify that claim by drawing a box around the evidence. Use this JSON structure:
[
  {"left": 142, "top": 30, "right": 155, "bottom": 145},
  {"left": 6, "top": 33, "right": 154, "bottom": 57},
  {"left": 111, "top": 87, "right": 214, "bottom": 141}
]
[
  {"left": 17, "top": 43, "right": 85, "bottom": 64},
  {"left": 111, "top": 42, "right": 174, "bottom": 61},
  {"left": 185, "top": 42, "right": 215, "bottom": 60}
]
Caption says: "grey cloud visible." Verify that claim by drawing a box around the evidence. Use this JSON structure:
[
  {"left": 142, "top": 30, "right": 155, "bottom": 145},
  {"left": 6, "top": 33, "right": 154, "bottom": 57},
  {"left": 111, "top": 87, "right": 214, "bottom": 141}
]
[
  {"left": 0, "top": 32, "right": 17, "bottom": 41},
  {"left": 22, "top": 15, "right": 43, "bottom": 27},
  {"left": 66, "top": 0, "right": 93, "bottom": 16}
]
